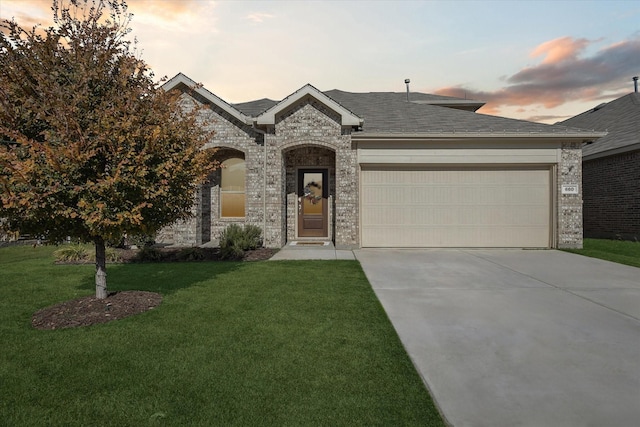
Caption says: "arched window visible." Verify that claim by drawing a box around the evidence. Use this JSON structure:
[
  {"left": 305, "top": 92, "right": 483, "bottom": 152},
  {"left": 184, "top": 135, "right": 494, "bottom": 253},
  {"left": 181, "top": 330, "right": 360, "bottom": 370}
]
[{"left": 220, "top": 157, "right": 245, "bottom": 218}]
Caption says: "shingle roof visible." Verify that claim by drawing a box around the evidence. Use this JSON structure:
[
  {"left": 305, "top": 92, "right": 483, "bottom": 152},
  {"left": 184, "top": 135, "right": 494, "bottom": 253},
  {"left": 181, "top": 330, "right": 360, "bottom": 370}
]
[
  {"left": 559, "top": 92, "right": 640, "bottom": 159},
  {"left": 324, "top": 90, "right": 594, "bottom": 136},
  {"left": 163, "top": 71, "right": 602, "bottom": 140},
  {"left": 233, "top": 98, "right": 278, "bottom": 117},
  {"left": 231, "top": 88, "right": 597, "bottom": 137},
  {"left": 255, "top": 84, "right": 362, "bottom": 126}
]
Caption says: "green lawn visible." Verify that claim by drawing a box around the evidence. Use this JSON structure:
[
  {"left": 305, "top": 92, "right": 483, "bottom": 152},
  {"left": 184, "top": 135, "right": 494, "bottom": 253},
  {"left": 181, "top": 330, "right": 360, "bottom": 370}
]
[
  {"left": 563, "top": 238, "right": 640, "bottom": 268},
  {"left": 0, "top": 245, "right": 444, "bottom": 426}
]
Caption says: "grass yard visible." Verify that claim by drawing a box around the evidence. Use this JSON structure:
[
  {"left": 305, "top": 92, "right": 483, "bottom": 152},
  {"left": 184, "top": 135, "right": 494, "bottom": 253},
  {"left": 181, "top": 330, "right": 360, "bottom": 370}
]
[
  {"left": 562, "top": 238, "right": 640, "bottom": 268},
  {"left": 0, "top": 245, "right": 444, "bottom": 426}
]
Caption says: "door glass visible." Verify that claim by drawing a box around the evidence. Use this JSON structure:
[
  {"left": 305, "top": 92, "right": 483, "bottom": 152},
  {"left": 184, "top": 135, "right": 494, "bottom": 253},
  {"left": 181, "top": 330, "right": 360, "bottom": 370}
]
[{"left": 302, "top": 172, "right": 323, "bottom": 214}]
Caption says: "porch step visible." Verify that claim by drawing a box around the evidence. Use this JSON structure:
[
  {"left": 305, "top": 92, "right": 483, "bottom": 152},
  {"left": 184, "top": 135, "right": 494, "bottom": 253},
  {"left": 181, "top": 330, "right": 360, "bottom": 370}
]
[{"left": 289, "top": 241, "right": 332, "bottom": 247}]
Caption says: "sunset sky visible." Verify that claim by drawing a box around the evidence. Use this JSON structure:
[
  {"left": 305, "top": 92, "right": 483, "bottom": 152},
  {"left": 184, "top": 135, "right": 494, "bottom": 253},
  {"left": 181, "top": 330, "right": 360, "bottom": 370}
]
[{"left": 2, "top": 0, "right": 639, "bottom": 123}]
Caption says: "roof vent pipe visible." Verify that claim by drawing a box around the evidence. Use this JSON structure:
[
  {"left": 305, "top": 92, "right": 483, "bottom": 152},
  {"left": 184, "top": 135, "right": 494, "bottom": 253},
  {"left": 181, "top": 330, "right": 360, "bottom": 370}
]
[
  {"left": 405, "top": 79, "right": 410, "bottom": 102},
  {"left": 633, "top": 76, "right": 638, "bottom": 93}
]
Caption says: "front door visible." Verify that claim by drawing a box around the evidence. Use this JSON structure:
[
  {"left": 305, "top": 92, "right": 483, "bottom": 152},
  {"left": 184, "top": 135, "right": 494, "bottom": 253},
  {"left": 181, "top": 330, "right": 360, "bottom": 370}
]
[{"left": 298, "top": 169, "right": 328, "bottom": 238}]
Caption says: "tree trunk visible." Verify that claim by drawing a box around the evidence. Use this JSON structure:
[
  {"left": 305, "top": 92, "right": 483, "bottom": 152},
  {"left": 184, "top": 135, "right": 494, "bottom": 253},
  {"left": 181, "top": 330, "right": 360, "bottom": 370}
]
[{"left": 95, "top": 237, "right": 108, "bottom": 299}]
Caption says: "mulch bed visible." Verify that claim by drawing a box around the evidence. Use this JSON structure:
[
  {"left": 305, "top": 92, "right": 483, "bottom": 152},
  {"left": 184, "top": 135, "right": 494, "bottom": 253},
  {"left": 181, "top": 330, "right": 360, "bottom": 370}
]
[
  {"left": 32, "top": 291, "right": 162, "bottom": 330},
  {"left": 57, "top": 246, "right": 278, "bottom": 264},
  {"left": 35, "top": 247, "right": 278, "bottom": 330}
]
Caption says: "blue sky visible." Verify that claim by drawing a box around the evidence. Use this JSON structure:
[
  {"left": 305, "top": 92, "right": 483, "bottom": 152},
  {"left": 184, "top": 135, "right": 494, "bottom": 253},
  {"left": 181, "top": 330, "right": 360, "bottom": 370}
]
[{"left": 2, "top": 0, "right": 639, "bottom": 123}]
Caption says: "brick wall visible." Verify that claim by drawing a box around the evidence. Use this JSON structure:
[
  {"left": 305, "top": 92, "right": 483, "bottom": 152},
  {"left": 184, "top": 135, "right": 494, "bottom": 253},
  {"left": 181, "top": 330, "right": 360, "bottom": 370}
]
[
  {"left": 557, "top": 141, "right": 584, "bottom": 248},
  {"left": 271, "top": 99, "right": 358, "bottom": 248},
  {"left": 159, "top": 90, "right": 584, "bottom": 250},
  {"left": 583, "top": 150, "right": 640, "bottom": 240},
  {"left": 157, "top": 95, "right": 264, "bottom": 246},
  {"left": 162, "top": 93, "right": 360, "bottom": 249}
]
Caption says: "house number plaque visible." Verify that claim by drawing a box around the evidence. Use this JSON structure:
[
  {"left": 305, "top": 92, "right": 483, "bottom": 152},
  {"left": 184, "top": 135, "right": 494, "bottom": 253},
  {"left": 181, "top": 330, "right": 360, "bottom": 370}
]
[{"left": 561, "top": 184, "right": 579, "bottom": 194}]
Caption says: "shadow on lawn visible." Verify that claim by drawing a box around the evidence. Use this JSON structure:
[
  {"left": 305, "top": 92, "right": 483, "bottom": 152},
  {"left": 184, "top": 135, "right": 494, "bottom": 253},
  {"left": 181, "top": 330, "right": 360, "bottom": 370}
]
[{"left": 74, "top": 261, "right": 245, "bottom": 295}]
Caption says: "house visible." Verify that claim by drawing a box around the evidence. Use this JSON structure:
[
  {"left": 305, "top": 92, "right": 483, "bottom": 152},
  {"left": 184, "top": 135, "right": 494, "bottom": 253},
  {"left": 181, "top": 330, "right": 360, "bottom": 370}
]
[
  {"left": 158, "top": 73, "right": 603, "bottom": 249},
  {"left": 559, "top": 84, "right": 640, "bottom": 241}
]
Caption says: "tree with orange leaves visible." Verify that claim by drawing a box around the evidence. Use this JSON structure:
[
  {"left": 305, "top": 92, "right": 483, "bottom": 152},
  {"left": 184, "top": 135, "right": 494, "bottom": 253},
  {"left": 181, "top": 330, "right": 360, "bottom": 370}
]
[{"left": 0, "top": 0, "right": 215, "bottom": 298}]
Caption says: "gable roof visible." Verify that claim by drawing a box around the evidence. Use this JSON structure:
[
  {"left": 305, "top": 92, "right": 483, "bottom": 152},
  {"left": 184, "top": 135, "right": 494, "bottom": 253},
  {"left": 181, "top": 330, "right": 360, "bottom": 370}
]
[
  {"left": 165, "top": 73, "right": 603, "bottom": 142},
  {"left": 254, "top": 84, "right": 363, "bottom": 127},
  {"left": 559, "top": 92, "right": 640, "bottom": 160},
  {"left": 162, "top": 73, "right": 251, "bottom": 125}
]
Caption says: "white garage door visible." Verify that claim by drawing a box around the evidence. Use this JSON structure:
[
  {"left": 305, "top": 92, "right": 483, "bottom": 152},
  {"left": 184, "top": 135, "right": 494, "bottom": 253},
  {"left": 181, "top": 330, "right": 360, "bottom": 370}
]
[{"left": 361, "top": 167, "right": 551, "bottom": 248}]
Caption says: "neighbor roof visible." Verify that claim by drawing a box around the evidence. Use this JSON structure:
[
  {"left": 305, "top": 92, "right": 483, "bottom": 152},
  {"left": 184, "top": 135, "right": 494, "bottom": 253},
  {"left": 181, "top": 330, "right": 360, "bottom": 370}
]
[{"left": 559, "top": 92, "right": 640, "bottom": 160}]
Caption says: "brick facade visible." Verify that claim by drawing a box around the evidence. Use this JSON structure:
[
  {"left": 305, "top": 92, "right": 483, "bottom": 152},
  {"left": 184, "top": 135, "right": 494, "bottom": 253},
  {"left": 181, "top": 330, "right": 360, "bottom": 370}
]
[
  {"left": 267, "top": 99, "right": 358, "bottom": 248},
  {"left": 582, "top": 150, "right": 640, "bottom": 240},
  {"left": 159, "top": 93, "right": 360, "bottom": 248},
  {"left": 158, "top": 88, "right": 584, "bottom": 250},
  {"left": 557, "top": 142, "right": 584, "bottom": 248}
]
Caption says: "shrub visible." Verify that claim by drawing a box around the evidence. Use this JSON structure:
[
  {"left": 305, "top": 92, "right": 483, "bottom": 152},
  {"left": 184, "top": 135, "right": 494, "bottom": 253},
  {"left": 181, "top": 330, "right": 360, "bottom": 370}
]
[
  {"left": 54, "top": 244, "right": 90, "bottom": 262},
  {"left": 135, "top": 247, "right": 164, "bottom": 262},
  {"left": 243, "top": 225, "right": 263, "bottom": 250},
  {"left": 219, "top": 224, "right": 263, "bottom": 260},
  {"left": 53, "top": 245, "right": 121, "bottom": 263},
  {"left": 177, "top": 247, "right": 206, "bottom": 262}
]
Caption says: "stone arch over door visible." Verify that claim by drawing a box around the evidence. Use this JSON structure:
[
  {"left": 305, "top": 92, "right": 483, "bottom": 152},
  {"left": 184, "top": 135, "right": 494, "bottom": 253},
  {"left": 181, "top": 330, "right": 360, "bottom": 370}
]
[
  {"left": 200, "top": 147, "right": 246, "bottom": 245},
  {"left": 283, "top": 144, "right": 336, "bottom": 242}
]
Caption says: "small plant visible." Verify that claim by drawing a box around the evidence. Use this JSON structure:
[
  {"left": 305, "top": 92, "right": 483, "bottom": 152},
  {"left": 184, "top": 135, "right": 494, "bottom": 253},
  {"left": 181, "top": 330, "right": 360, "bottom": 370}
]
[
  {"left": 177, "top": 247, "right": 206, "bottom": 262},
  {"left": 54, "top": 244, "right": 122, "bottom": 263},
  {"left": 219, "top": 224, "right": 263, "bottom": 260},
  {"left": 135, "top": 247, "right": 164, "bottom": 263},
  {"left": 54, "top": 244, "right": 90, "bottom": 262},
  {"left": 242, "top": 225, "right": 263, "bottom": 250}
]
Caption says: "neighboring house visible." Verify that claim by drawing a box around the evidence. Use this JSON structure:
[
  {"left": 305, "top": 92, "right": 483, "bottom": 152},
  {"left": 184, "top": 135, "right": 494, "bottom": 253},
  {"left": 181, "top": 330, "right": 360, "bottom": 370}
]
[
  {"left": 559, "top": 89, "right": 639, "bottom": 241},
  {"left": 159, "top": 73, "right": 603, "bottom": 249}
]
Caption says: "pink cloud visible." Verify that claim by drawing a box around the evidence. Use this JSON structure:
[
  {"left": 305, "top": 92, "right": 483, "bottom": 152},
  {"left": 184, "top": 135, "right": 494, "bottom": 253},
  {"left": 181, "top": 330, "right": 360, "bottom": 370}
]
[
  {"left": 530, "top": 36, "right": 590, "bottom": 64},
  {"left": 1, "top": 0, "right": 201, "bottom": 28},
  {"left": 436, "top": 35, "right": 640, "bottom": 118}
]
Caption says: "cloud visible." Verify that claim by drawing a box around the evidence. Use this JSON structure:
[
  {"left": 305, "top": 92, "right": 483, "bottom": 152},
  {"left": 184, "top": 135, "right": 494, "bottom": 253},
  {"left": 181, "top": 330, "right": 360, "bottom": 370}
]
[
  {"left": 525, "top": 114, "right": 574, "bottom": 123},
  {"left": 436, "top": 35, "right": 640, "bottom": 116},
  {"left": 530, "top": 36, "right": 591, "bottom": 64},
  {"left": 129, "top": 0, "right": 203, "bottom": 22},
  {"left": 245, "top": 12, "right": 274, "bottom": 23},
  {"left": 1, "top": 0, "right": 207, "bottom": 29},
  {"left": 1, "top": 0, "right": 54, "bottom": 33}
]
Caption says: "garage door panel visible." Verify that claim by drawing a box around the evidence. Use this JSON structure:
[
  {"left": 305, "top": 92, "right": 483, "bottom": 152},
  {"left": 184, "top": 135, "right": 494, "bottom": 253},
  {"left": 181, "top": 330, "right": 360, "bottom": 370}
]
[
  {"left": 363, "top": 225, "right": 549, "bottom": 248},
  {"left": 361, "top": 168, "right": 551, "bottom": 248}
]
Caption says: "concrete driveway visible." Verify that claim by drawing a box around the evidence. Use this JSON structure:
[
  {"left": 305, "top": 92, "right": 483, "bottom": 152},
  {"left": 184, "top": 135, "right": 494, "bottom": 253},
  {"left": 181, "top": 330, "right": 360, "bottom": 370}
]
[{"left": 354, "top": 249, "right": 640, "bottom": 427}]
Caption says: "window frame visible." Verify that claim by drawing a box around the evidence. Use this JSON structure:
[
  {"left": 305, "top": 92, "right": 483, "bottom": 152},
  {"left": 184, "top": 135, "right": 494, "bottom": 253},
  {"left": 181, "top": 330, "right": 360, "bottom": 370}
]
[{"left": 220, "top": 157, "right": 246, "bottom": 219}]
